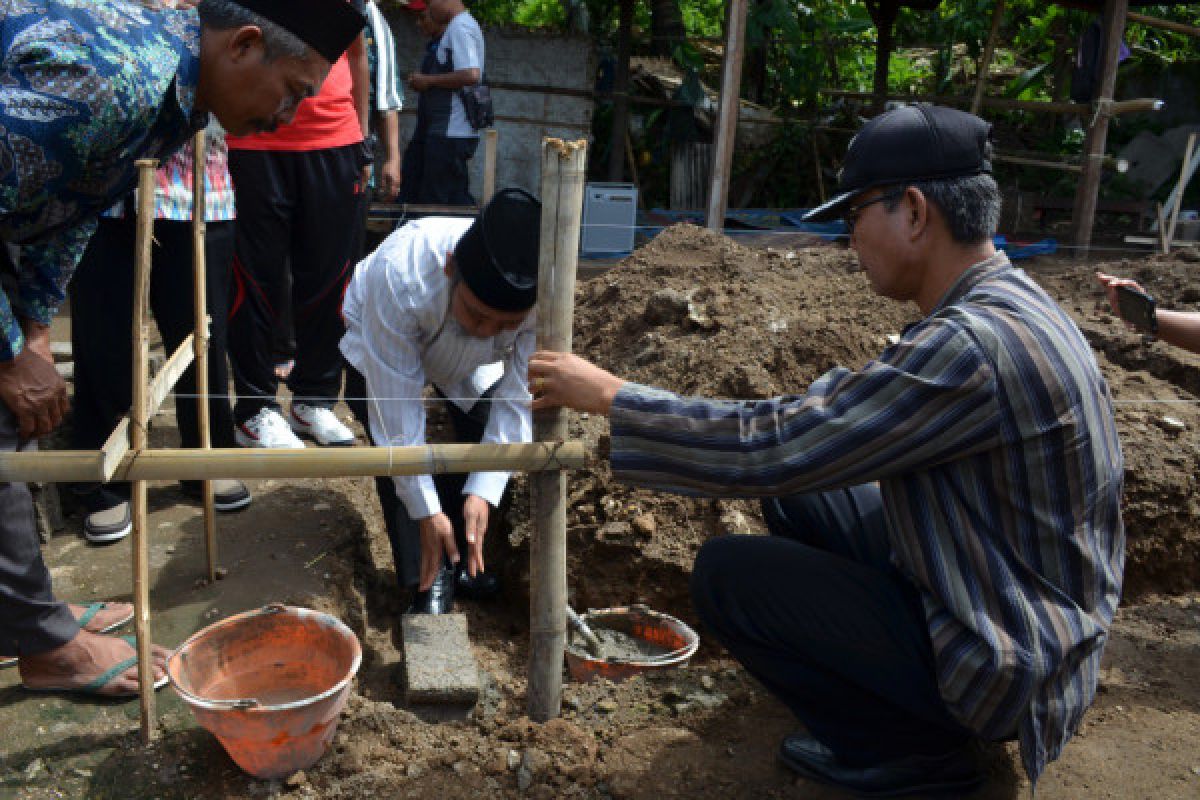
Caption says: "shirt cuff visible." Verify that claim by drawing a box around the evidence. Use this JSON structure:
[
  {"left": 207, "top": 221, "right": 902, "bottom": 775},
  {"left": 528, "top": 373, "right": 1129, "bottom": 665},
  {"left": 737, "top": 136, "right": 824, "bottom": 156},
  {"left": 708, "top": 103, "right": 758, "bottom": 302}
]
[
  {"left": 395, "top": 481, "right": 441, "bottom": 520},
  {"left": 464, "top": 471, "right": 508, "bottom": 508}
]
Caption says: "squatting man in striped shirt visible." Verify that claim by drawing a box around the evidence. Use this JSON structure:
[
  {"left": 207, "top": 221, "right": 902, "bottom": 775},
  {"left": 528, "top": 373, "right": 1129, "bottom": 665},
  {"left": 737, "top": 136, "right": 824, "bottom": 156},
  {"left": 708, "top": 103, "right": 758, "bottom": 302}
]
[
  {"left": 340, "top": 189, "right": 540, "bottom": 614},
  {"left": 529, "top": 105, "right": 1125, "bottom": 796}
]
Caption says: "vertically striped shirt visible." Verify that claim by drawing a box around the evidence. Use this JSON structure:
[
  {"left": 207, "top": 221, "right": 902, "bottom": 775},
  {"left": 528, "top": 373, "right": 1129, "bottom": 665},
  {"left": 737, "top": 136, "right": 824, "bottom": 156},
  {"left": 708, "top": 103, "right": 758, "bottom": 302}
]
[
  {"left": 103, "top": 127, "right": 236, "bottom": 222},
  {"left": 608, "top": 252, "right": 1124, "bottom": 783}
]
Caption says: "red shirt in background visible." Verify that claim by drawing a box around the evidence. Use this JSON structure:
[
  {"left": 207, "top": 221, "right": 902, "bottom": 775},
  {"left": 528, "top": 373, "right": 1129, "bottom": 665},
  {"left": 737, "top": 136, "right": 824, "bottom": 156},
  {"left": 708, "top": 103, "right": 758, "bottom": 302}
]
[{"left": 226, "top": 54, "right": 363, "bottom": 152}]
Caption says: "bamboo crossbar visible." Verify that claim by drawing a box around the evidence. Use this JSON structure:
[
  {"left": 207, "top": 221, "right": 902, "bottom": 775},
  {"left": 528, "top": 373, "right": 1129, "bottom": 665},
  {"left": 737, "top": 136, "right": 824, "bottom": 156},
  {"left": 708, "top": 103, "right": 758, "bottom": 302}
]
[
  {"left": 0, "top": 441, "right": 586, "bottom": 483},
  {"left": 146, "top": 333, "right": 196, "bottom": 421}
]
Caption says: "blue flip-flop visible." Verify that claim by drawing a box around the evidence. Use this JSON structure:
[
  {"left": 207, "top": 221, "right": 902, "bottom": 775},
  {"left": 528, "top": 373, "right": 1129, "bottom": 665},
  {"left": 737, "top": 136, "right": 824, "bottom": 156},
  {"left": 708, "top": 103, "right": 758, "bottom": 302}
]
[
  {"left": 21, "top": 636, "right": 168, "bottom": 697},
  {"left": 76, "top": 601, "right": 134, "bottom": 634}
]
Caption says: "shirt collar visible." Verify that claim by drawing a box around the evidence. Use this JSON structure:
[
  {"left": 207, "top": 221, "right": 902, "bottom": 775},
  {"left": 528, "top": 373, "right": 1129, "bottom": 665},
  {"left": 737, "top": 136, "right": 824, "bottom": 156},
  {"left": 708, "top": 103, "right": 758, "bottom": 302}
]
[{"left": 930, "top": 250, "right": 1013, "bottom": 313}]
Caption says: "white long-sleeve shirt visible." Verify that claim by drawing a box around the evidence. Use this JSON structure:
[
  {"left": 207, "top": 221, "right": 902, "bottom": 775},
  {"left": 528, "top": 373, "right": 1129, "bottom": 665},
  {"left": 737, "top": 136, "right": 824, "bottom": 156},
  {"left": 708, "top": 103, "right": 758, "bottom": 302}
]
[{"left": 340, "top": 217, "right": 535, "bottom": 519}]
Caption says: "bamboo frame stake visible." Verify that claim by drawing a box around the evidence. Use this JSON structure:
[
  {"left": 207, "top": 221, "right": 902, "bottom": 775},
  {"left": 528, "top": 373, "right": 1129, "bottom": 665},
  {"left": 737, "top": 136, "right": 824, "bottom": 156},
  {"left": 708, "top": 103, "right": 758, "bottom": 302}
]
[
  {"left": 482, "top": 128, "right": 499, "bottom": 204},
  {"left": 1071, "top": 0, "right": 1129, "bottom": 257},
  {"left": 529, "top": 138, "right": 587, "bottom": 722},
  {"left": 191, "top": 130, "right": 217, "bottom": 580},
  {"left": 705, "top": 0, "right": 749, "bottom": 230},
  {"left": 132, "top": 159, "right": 158, "bottom": 741}
]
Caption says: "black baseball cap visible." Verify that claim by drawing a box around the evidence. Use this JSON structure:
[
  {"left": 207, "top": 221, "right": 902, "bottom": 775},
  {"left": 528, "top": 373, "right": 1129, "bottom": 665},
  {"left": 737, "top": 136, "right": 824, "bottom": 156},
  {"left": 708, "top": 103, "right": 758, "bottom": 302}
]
[
  {"left": 235, "top": 0, "right": 366, "bottom": 64},
  {"left": 803, "top": 105, "right": 992, "bottom": 222},
  {"left": 455, "top": 188, "right": 543, "bottom": 312}
]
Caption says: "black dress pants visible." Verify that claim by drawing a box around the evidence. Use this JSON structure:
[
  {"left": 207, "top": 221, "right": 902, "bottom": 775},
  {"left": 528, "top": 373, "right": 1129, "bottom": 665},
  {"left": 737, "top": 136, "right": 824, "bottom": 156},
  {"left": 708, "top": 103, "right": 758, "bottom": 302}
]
[
  {"left": 345, "top": 366, "right": 490, "bottom": 591},
  {"left": 227, "top": 145, "right": 367, "bottom": 423},
  {"left": 70, "top": 216, "right": 237, "bottom": 504},
  {"left": 690, "top": 485, "right": 976, "bottom": 767}
]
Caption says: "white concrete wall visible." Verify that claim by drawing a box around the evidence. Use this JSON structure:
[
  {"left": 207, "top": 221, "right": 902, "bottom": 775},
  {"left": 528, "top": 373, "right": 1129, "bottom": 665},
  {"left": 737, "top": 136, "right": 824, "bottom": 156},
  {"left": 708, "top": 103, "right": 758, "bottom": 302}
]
[{"left": 384, "top": 12, "right": 595, "bottom": 199}]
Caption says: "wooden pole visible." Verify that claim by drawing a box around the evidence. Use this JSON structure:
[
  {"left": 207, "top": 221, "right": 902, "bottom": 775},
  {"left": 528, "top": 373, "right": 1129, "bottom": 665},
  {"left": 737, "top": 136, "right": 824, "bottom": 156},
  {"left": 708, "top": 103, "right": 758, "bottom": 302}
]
[
  {"left": 607, "top": 0, "right": 635, "bottom": 183},
  {"left": 191, "top": 130, "right": 217, "bottom": 582},
  {"left": 1070, "top": 0, "right": 1129, "bottom": 257},
  {"left": 132, "top": 159, "right": 158, "bottom": 742},
  {"left": 482, "top": 128, "right": 499, "bottom": 204},
  {"left": 971, "top": 0, "right": 1006, "bottom": 116},
  {"left": 529, "top": 138, "right": 587, "bottom": 722},
  {"left": 820, "top": 88, "right": 1159, "bottom": 117},
  {"left": 0, "top": 441, "right": 588, "bottom": 483},
  {"left": 1164, "top": 132, "right": 1197, "bottom": 250},
  {"left": 705, "top": 0, "right": 749, "bottom": 230},
  {"left": 1126, "top": 9, "right": 1200, "bottom": 39}
]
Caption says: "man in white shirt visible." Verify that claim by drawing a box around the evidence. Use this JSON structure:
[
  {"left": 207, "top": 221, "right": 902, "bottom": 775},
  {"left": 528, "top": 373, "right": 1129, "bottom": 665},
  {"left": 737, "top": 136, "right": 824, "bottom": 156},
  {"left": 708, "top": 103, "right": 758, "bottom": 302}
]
[
  {"left": 406, "top": 0, "right": 485, "bottom": 205},
  {"left": 341, "top": 188, "right": 539, "bottom": 613}
]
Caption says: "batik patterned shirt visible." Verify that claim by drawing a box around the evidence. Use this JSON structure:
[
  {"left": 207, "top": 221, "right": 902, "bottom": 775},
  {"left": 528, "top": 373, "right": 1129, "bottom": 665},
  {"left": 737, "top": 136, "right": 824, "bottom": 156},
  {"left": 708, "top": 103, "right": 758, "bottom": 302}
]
[
  {"left": 608, "top": 252, "right": 1124, "bottom": 784},
  {"left": 0, "top": 0, "right": 205, "bottom": 360}
]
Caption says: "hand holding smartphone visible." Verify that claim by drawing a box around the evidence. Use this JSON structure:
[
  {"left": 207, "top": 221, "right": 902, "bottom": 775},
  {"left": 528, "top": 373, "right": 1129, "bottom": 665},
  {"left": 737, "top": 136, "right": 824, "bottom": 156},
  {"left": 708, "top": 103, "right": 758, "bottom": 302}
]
[{"left": 1115, "top": 284, "right": 1158, "bottom": 334}]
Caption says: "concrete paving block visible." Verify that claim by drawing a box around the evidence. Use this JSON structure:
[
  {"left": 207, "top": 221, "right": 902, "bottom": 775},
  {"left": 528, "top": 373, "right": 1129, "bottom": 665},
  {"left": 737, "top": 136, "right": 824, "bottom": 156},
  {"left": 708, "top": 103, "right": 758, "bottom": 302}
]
[{"left": 402, "top": 612, "right": 481, "bottom": 705}]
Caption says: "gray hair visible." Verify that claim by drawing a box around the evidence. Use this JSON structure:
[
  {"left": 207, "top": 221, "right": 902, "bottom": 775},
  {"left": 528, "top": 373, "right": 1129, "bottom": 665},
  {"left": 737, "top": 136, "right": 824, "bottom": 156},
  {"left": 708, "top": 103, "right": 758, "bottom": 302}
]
[
  {"left": 885, "top": 173, "right": 1002, "bottom": 245},
  {"left": 197, "top": 0, "right": 310, "bottom": 61}
]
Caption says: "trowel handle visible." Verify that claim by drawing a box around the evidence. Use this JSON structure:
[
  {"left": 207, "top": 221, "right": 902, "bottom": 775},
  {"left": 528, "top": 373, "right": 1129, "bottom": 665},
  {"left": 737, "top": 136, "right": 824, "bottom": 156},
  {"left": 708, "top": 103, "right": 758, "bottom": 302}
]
[{"left": 566, "top": 605, "right": 603, "bottom": 655}]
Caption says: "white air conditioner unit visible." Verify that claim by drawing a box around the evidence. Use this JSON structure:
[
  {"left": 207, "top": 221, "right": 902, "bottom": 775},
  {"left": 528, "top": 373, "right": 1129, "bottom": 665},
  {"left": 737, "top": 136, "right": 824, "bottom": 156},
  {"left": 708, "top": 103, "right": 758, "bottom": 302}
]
[{"left": 580, "top": 183, "right": 637, "bottom": 256}]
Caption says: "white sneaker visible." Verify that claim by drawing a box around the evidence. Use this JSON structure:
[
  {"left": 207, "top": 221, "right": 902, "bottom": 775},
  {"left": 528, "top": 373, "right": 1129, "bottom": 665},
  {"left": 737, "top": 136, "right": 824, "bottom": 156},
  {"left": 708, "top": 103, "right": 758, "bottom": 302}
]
[
  {"left": 236, "top": 408, "right": 306, "bottom": 449},
  {"left": 289, "top": 403, "right": 356, "bottom": 447}
]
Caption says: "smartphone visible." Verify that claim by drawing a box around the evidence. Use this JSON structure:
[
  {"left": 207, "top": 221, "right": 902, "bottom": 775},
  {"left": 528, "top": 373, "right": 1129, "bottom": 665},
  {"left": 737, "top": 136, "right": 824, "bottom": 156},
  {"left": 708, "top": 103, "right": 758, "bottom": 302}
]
[{"left": 1115, "top": 284, "right": 1157, "bottom": 333}]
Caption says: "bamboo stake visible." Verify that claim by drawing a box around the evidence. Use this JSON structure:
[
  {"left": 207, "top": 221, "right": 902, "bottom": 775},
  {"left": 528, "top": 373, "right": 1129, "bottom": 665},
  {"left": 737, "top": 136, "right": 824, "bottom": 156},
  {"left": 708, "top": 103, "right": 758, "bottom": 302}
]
[
  {"left": 147, "top": 333, "right": 195, "bottom": 419},
  {"left": 1164, "top": 132, "right": 1197, "bottom": 250},
  {"left": 482, "top": 128, "right": 499, "bottom": 204},
  {"left": 0, "top": 441, "right": 587, "bottom": 483},
  {"left": 132, "top": 159, "right": 158, "bottom": 742},
  {"left": 529, "top": 138, "right": 587, "bottom": 722},
  {"left": 971, "top": 0, "right": 1005, "bottom": 116},
  {"left": 191, "top": 130, "right": 217, "bottom": 581},
  {"left": 1071, "top": 0, "right": 1129, "bottom": 257},
  {"left": 705, "top": 0, "right": 749, "bottom": 230}
]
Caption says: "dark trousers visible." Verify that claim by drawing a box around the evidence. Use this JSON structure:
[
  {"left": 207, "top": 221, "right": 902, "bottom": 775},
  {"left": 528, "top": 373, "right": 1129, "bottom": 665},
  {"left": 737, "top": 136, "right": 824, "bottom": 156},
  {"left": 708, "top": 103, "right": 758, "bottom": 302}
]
[
  {"left": 70, "top": 217, "right": 237, "bottom": 504},
  {"left": 227, "top": 145, "right": 367, "bottom": 423},
  {"left": 0, "top": 403, "right": 77, "bottom": 656},
  {"left": 345, "top": 366, "right": 489, "bottom": 590},
  {"left": 690, "top": 485, "right": 975, "bottom": 767},
  {"left": 417, "top": 135, "right": 478, "bottom": 207}
]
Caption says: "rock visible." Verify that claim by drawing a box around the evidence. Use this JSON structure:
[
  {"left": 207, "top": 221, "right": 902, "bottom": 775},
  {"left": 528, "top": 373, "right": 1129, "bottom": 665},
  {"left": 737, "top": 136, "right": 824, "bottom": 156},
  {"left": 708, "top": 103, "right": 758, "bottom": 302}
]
[
  {"left": 452, "top": 761, "right": 469, "bottom": 776},
  {"left": 507, "top": 748, "right": 521, "bottom": 771},
  {"left": 595, "top": 698, "right": 618, "bottom": 713},
  {"left": 719, "top": 509, "right": 754, "bottom": 535},
  {"left": 631, "top": 513, "right": 656, "bottom": 537},
  {"left": 516, "top": 765, "right": 533, "bottom": 792},
  {"left": 563, "top": 695, "right": 584, "bottom": 712},
  {"left": 643, "top": 289, "right": 691, "bottom": 325},
  {"left": 312, "top": 502, "right": 332, "bottom": 511},
  {"left": 284, "top": 770, "right": 307, "bottom": 789},
  {"left": 596, "top": 521, "right": 631, "bottom": 543},
  {"left": 700, "top": 675, "right": 716, "bottom": 691},
  {"left": 24, "top": 758, "right": 46, "bottom": 780},
  {"left": 1157, "top": 415, "right": 1187, "bottom": 434},
  {"left": 406, "top": 762, "right": 426, "bottom": 779}
]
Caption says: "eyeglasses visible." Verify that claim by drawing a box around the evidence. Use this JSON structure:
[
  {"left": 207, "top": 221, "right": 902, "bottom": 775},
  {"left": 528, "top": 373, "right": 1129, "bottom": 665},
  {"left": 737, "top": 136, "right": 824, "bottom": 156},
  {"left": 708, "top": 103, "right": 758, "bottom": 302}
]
[{"left": 844, "top": 188, "right": 906, "bottom": 233}]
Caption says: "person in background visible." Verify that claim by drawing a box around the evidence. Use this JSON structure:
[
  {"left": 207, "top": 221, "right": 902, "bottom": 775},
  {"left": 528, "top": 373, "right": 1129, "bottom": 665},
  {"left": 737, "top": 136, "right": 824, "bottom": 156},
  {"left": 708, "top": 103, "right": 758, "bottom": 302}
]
[
  {"left": 69, "top": 125, "right": 251, "bottom": 546},
  {"left": 341, "top": 189, "right": 540, "bottom": 614},
  {"left": 1096, "top": 271, "right": 1200, "bottom": 352},
  {"left": 406, "top": 0, "right": 484, "bottom": 205},
  {"left": 0, "top": 0, "right": 363, "bottom": 697},
  {"left": 528, "top": 106, "right": 1125, "bottom": 795},
  {"left": 364, "top": 0, "right": 405, "bottom": 202},
  {"left": 225, "top": 5, "right": 371, "bottom": 450},
  {"left": 397, "top": 2, "right": 446, "bottom": 207}
]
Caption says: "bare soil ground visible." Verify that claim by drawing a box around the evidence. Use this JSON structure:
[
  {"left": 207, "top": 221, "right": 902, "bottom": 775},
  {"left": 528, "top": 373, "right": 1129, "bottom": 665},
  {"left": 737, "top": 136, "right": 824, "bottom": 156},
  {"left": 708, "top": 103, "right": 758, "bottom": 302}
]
[{"left": 2, "top": 225, "right": 1198, "bottom": 799}]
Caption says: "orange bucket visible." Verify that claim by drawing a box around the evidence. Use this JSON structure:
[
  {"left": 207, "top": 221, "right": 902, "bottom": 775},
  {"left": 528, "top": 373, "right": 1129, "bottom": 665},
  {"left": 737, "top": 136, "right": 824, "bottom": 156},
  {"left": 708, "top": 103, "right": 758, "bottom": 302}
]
[
  {"left": 565, "top": 605, "right": 699, "bottom": 683},
  {"left": 167, "top": 604, "right": 361, "bottom": 779}
]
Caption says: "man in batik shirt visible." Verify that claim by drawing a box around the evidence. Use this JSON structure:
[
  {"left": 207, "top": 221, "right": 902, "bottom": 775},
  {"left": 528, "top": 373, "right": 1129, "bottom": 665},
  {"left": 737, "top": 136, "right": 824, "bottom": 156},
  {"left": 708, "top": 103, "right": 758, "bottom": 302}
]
[{"left": 0, "top": 0, "right": 362, "bottom": 698}]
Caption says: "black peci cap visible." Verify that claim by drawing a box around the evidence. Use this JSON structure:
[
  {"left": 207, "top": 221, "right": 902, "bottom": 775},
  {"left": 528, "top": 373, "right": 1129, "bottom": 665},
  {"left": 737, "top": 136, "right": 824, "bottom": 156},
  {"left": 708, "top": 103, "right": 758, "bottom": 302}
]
[
  {"left": 455, "top": 188, "right": 543, "bottom": 312},
  {"left": 235, "top": 0, "right": 366, "bottom": 64},
  {"left": 804, "top": 105, "right": 992, "bottom": 222}
]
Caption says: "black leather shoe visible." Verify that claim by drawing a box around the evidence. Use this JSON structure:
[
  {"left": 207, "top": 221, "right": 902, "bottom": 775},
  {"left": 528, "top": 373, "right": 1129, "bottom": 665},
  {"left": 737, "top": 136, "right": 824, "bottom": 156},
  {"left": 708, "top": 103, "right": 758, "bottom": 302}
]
[
  {"left": 778, "top": 732, "right": 983, "bottom": 798},
  {"left": 455, "top": 565, "right": 500, "bottom": 601},
  {"left": 406, "top": 565, "right": 456, "bottom": 614}
]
